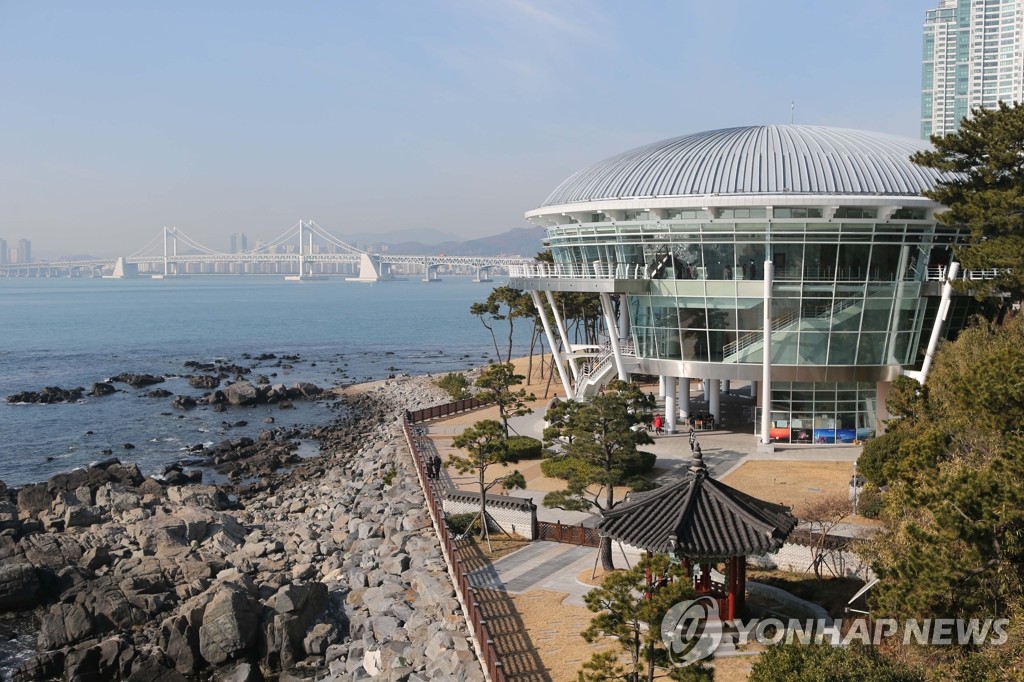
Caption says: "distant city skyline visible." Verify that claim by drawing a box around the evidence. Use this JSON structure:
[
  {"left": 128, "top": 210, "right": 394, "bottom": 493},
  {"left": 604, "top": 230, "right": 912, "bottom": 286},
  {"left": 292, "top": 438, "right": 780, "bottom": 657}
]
[{"left": 3, "top": 1, "right": 938, "bottom": 258}]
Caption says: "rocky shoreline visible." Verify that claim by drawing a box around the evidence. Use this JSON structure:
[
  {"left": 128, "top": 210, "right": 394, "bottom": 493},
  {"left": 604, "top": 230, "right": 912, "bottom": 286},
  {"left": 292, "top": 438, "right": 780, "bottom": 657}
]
[{"left": 0, "top": 374, "right": 485, "bottom": 682}]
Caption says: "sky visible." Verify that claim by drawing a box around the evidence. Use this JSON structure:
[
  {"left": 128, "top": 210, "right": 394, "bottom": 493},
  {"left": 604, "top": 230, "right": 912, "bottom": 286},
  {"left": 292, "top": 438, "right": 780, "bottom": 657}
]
[{"left": 1, "top": 0, "right": 938, "bottom": 258}]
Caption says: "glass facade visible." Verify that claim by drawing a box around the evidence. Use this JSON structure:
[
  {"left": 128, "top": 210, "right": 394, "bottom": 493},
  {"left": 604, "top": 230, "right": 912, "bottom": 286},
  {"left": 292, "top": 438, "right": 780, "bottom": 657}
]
[{"left": 530, "top": 211, "right": 967, "bottom": 442}]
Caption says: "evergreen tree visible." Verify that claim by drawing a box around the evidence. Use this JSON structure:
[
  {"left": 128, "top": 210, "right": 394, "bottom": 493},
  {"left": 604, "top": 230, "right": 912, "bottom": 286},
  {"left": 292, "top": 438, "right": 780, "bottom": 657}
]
[
  {"left": 448, "top": 419, "right": 525, "bottom": 545},
  {"left": 912, "top": 101, "right": 1024, "bottom": 302},
  {"left": 542, "top": 380, "right": 655, "bottom": 569},
  {"left": 863, "top": 315, "right": 1024, "bottom": 624},
  {"left": 474, "top": 362, "right": 535, "bottom": 438}
]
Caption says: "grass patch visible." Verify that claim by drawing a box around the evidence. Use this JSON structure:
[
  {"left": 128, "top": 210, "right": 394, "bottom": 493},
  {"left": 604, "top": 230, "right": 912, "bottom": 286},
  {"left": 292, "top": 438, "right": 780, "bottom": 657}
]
[{"left": 747, "top": 567, "right": 866, "bottom": 618}]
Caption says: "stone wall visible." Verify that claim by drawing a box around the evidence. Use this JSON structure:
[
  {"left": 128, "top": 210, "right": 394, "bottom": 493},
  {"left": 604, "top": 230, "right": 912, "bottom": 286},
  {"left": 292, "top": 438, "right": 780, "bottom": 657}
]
[{"left": 442, "top": 491, "right": 537, "bottom": 541}]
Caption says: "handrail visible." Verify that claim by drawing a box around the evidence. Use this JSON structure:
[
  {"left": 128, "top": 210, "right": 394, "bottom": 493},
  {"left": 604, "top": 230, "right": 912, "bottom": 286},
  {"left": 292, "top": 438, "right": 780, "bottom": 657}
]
[
  {"left": 926, "top": 265, "right": 1003, "bottom": 281},
  {"left": 406, "top": 397, "right": 488, "bottom": 424},
  {"left": 721, "top": 296, "right": 862, "bottom": 359},
  {"left": 402, "top": 417, "right": 506, "bottom": 682}
]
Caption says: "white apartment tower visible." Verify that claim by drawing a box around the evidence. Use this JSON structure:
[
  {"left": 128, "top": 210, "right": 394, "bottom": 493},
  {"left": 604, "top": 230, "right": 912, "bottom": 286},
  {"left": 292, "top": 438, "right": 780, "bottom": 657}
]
[{"left": 922, "top": 0, "right": 1024, "bottom": 139}]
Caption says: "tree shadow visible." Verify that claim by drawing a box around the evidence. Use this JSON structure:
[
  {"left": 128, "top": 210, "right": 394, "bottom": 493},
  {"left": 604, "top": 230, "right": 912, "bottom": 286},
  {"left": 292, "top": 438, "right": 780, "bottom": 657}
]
[{"left": 455, "top": 539, "right": 552, "bottom": 682}]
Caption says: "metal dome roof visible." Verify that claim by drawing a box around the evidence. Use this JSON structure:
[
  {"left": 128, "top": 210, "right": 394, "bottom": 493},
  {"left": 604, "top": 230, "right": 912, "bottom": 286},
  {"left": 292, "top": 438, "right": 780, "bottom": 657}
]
[{"left": 539, "top": 125, "right": 949, "bottom": 208}]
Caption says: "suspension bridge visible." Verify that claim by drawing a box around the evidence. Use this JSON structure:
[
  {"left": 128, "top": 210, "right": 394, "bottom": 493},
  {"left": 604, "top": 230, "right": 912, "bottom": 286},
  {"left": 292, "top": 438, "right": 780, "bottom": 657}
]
[{"left": 1, "top": 220, "right": 536, "bottom": 282}]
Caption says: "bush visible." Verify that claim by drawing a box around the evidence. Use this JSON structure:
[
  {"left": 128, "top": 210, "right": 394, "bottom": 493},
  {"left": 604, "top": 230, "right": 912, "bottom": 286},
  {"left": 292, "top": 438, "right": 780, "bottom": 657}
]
[
  {"left": 626, "top": 476, "right": 658, "bottom": 493},
  {"left": 435, "top": 372, "right": 471, "bottom": 400},
  {"left": 857, "top": 483, "right": 883, "bottom": 519},
  {"left": 621, "top": 450, "right": 657, "bottom": 477},
  {"left": 505, "top": 435, "right": 542, "bottom": 461},
  {"left": 382, "top": 465, "right": 397, "bottom": 486},
  {"left": 750, "top": 642, "right": 923, "bottom": 682},
  {"left": 445, "top": 512, "right": 479, "bottom": 536}
]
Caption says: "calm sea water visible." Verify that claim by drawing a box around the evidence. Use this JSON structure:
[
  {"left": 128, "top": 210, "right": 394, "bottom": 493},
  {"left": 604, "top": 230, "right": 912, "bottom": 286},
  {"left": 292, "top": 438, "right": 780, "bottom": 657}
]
[{"left": 0, "top": 275, "right": 525, "bottom": 487}]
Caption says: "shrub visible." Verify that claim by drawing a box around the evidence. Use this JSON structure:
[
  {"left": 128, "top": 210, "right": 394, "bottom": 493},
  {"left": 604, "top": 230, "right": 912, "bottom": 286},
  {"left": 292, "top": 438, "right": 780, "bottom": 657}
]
[
  {"left": 750, "top": 642, "right": 923, "bottom": 682},
  {"left": 621, "top": 450, "right": 657, "bottom": 477},
  {"left": 382, "top": 464, "right": 397, "bottom": 486},
  {"left": 505, "top": 435, "right": 542, "bottom": 461},
  {"left": 435, "top": 372, "right": 471, "bottom": 400},
  {"left": 857, "top": 483, "right": 883, "bottom": 519},
  {"left": 626, "top": 476, "right": 658, "bottom": 493},
  {"left": 445, "top": 512, "right": 479, "bottom": 536}
]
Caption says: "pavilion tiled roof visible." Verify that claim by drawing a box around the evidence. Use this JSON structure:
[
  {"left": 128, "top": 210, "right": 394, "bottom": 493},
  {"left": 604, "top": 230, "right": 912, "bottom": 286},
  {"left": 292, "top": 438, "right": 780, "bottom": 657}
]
[{"left": 598, "top": 451, "right": 797, "bottom": 559}]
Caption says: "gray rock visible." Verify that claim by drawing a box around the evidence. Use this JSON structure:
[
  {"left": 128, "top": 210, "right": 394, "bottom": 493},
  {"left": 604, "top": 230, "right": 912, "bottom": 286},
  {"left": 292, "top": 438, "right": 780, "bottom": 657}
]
[
  {"left": 198, "top": 585, "right": 260, "bottom": 665},
  {"left": 38, "top": 603, "right": 95, "bottom": 650},
  {"left": 0, "top": 563, "right": 42, "bottom": 612},
  {"left": 224, "top": 381, "right": 259, "bottom": 406}
]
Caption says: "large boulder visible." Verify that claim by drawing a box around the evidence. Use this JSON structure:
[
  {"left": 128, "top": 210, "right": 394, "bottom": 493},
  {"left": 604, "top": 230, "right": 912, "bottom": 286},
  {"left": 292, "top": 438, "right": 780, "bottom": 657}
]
[
  {"left": 223, "top": 382, "right": 259, "bottom": 407},
  {"left": 38, "top": 603, "right": 96, "bottom": 650},
  {"left": 198, "top": 585, "right": 260, "bottom": 665},
  {"left": 0, "top": 563, "right": 42, "bottom": 612},
  {"left": 189, "top": 375, "right": 221, "bottom": 389},
  {"left": 6, "top": 386, "right": 84, "bottom": 404},
  {"left": 90, "top": 382, "right": 117, "bottom": 397},
  {"left": 108, "top": 373, "right": 165, "bottom": 388}
]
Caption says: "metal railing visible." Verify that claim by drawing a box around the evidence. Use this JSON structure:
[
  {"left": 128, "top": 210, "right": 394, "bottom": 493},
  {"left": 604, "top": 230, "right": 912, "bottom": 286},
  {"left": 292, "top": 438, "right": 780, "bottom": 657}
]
[
  {"left": 406, "top": 398, "right": 488, "bottom": 424},
  {"left": 926, "top": 265, "right": 1002, "bottom": 281},
  {"left": 721, "top": 297, "right": 861, "bottom": 361},
  {"left": 536, "top": 520, "right": 601, "bottom": 547},
  {"left": 402, "top": 417, "right": 507, "bottom": 682}
]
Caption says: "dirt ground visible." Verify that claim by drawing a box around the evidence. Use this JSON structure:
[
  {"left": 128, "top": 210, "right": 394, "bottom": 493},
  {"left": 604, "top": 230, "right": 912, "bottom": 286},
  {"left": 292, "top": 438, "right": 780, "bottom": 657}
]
[{"left": 719, "top": 460, "right": 880, "bottom": 524}]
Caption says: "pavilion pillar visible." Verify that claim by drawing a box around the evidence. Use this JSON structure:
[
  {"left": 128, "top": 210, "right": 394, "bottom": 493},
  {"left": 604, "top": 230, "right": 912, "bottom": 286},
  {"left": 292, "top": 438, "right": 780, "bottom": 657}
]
[
  {"left": 658, "top": 375, "right": 666, "bottom": 398},
  {"left": 723, "top": 379, "right": 731, "bottom": 394},
  {"left": 737, "top": 558, "right": 747, "bottom": 614}
]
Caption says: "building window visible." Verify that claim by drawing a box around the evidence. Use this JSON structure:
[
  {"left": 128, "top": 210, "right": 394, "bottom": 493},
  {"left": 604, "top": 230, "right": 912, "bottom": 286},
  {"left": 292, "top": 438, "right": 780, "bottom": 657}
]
[
  {"left": 774, "top": 207, "right": 824, "bottom": 219},
  {"left": 892, "top": 207, "right": 927, "bottom": 220},
  {"left": 719, "top": 208, "right": 767, "bottom": 219},
  {"left": 834, "top": 207, "right": 878, "bottom": 219}
]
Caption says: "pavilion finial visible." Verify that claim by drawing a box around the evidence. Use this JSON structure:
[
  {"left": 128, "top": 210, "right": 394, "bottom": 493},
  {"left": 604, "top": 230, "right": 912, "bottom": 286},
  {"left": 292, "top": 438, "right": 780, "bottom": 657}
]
[{"left": 689, "top": 443, "right": 706, "bottom": 474}]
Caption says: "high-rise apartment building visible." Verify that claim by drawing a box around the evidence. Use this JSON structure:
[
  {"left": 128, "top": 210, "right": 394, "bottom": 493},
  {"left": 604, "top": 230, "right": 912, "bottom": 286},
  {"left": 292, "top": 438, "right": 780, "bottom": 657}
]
[
  {"left": 922, "top": 0, "right": 1024, "bottom": 138},
  {"left": 0, "top": 239, "right": 7, "bottom": 265},
  {"left": 230, "top": 232, "right": 248, "bottom": 254},
  {"left": 16, "top": 239, "right": 31, "bottom": 263}
]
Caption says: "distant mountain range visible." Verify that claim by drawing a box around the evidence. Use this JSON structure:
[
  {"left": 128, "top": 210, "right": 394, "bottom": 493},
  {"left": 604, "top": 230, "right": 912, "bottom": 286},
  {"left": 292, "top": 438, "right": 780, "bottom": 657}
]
[{"left": 36, "top": 226, "right": 548, "bottom": 261}]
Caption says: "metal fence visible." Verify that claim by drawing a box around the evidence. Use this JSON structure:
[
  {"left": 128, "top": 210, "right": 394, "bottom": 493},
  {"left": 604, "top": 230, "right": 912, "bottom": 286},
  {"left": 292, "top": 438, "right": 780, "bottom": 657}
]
[
  {"left": 406, "top": 397, "right": 488, "bottom": 424},
  {"left": 536, "top": 520, "right": 601, "bottom": 547},
  {"left": 402, "top": 417, "right": 507, "bottom": 682}
]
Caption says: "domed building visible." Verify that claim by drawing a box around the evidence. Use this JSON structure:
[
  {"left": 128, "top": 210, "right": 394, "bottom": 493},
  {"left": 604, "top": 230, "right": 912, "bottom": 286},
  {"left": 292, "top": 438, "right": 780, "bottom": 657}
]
[{"left": 510, "top": 125, "right": 986, "bottom": 445}]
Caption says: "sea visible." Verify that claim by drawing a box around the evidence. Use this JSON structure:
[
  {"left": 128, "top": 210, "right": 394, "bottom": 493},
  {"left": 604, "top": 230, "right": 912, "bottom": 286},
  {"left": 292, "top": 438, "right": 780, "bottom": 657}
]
[{"left": 0, "top": 275, "right": 529, "bottom": 489}]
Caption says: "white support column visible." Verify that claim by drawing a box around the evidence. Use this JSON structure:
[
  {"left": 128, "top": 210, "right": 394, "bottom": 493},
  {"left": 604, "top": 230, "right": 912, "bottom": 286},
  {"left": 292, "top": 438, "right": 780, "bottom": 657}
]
[
  {"left": 760, "top": 260, "right": 774, "bottom": 445},
  {"left": 162, "top": 226, "right": 169, "bottom": 277},
  {"left": 917, "top": 262, "right": 959, "bottom": 383},
  {"left": 665, "top": 376, "right": 678, "bottom": 434},
  {"left": 298, "top": 220, "right": 306, "bottom": 277},
  {"left": 678, "top": 377, "right": 690, "bottom": 419},
  {"left": 617, "top": 294, "right": 630, "bottom": 341},
  {"left": 723, "top": 380, "right": 731, "bottom": 394},
  {"left": 750, "top": 380, "right": 759, "bottom": 401},
  {"left": 708, "top": 379, "right": 721, "bottom": 423},
  {"left": 658, "top": 375, "right": 666, "bottom": 398},
  {"left": 544, "top": 291, "right": 578, "bottom": 382},
  {"left": 531, "top": 291, "right": 574, "bottom": 399},
  {"left": 599, "top": 293, "right": 628, "bottom": 381}
]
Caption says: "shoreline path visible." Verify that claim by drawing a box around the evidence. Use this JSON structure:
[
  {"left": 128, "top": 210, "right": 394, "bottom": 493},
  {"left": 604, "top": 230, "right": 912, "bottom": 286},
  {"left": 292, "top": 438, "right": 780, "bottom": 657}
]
[{"left": 417, "top": 364, "right": 870, "bottom": 681}]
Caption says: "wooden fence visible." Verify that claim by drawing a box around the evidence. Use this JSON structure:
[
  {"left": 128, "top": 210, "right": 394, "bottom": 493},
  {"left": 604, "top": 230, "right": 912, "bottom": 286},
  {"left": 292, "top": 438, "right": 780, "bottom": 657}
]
[
  {"left": 536, "top": 520, "right": 601, "bottom": 547},
  {"left": 402, "top": 416, "right": 507, "bottom": 682},
  {"left": 406, "top": 397, "right": 487, "bottom": 424}
]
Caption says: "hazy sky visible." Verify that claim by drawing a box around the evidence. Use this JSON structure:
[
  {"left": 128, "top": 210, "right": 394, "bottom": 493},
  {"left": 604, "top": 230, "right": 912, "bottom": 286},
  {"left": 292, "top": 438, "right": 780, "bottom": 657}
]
[{"left": 2, "top": 1, "right": 936, "bottom": 257}]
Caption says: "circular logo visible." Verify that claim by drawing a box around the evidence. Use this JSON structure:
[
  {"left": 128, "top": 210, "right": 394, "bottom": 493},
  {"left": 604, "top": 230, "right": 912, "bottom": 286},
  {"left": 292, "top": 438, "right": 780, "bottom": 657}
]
[{"left": 661, "top": 596, "right": 723, "bottom": 666}]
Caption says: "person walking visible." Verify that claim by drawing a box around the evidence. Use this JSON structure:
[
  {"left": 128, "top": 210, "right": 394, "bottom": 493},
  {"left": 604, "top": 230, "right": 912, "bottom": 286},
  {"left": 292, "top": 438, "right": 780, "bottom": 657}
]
[{"left": 653, "top": 414, "right": 663, "bottom": 435}]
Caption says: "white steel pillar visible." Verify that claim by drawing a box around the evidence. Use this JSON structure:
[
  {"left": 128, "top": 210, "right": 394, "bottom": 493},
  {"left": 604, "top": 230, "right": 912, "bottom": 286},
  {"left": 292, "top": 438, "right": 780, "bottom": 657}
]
[
  {"left": 760, "top": 260, "right": 774, "bottom": 445},
  {"left": 599, "top": 293, "right": 628, "bottom": 381},
  {"left": 617, "top": 294, "right": 630, "bottom": 341},
  {"left": 544, "top": 291, "right": 578, "bottom": 382},
  {"left": 678, "top": 376, "right": 690, "bottom": 419},
  {"left": 530, "top": 291, "right": 574, "bottom": 399},
  {"left": 658, "top": 375, "right": 666, "bottom": 398},
  {"left": 298, "top": 220, "right": 306, "bottom": 277},
  {"left": 708, "top": 379, "right": 721, "bottom": 423},
  {"left": 918, "top": 262, "right": 959, "bottom": 383},
  {"left": 162, "top": 226, "right": 169, "bottom": 277},
  {"left": 665, "top": 376, "right": 678, "bottom": 434}
]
